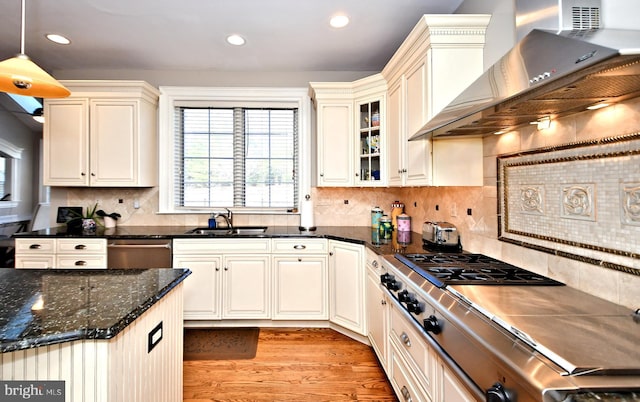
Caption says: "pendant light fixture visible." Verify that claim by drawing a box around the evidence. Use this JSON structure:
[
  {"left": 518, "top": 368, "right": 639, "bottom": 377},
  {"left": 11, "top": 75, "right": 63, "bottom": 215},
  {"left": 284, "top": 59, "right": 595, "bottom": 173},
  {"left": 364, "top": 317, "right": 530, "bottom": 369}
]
[{"left": 0, "top": 0, "right": 70, "bottom": 98}]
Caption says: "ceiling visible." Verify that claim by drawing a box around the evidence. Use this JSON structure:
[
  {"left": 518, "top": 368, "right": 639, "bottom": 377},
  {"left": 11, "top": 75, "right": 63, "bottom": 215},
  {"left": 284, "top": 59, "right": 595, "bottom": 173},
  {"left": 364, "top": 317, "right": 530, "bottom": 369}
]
[
  {"left": 0, "top": 0, "right": 465, "bottom": 131},
  {"left": 0, "top": 0, "right": 464, "bottom": 73}
]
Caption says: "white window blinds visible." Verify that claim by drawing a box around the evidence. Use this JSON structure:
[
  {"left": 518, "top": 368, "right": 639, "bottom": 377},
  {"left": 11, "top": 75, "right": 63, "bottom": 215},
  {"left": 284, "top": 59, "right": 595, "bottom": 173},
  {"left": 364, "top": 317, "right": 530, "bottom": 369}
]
[{"left": 174, "top": 106, "right": 298, "bottom": 209}]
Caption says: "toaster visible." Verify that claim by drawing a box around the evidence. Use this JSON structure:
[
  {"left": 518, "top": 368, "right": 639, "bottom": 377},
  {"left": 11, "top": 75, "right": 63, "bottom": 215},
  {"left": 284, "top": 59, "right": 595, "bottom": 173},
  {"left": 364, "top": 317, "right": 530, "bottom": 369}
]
[{"left": 422, "top": 221, "right": 460, "bottom": 247}]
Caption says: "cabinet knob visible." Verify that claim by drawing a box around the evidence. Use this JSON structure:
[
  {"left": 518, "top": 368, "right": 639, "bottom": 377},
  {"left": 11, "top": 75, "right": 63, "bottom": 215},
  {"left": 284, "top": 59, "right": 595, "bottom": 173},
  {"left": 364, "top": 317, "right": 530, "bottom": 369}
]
[
  {"left": 320, "top": 173, "right": 324, "bottom": 177},
  {"left": 91, "top": 173, "right": 96, "bottom": 177},
  {"left": 224, "top": 266, "right": 228, "bottom": 271},
  {"left": 215, "top": 267, "right": 220, "bottom": 271},
  {"left": 355, "top": 172, "right": 359, "bottom": 177},
  {"left": 329, "top": 251, "right": 334, "bottom": 256},
  {"left": 81, "top": 172, "right": 86, "bottom": 176},
  {"left": 298, "top": 258, "right": 302, "bottom": 262},
  {"left": 372, "top": 260, "right": 378, "bottom": 268},
  {"left": 381, "top": 299, "right": 386, "bottom": 305}
]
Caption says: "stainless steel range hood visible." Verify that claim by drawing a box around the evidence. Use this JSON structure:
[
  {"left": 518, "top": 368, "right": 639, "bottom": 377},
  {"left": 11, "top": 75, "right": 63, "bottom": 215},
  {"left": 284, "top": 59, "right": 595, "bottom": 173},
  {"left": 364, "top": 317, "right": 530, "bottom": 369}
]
[{"left": 410, "top": 28, "right": 640, "bottom": 139}]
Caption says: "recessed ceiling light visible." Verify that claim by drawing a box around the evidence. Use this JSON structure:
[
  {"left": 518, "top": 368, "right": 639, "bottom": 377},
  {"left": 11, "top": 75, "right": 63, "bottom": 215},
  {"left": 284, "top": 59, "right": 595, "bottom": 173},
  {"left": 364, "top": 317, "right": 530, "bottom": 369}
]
[
  {"left": 46, "top": 33, "right": 70, "bottom": 45},
  {"left": 226, "top": 34, "right": 245, "bottom": 46},
  {"left": 330, "top": 15, "right": 349, "bottom": 28}
]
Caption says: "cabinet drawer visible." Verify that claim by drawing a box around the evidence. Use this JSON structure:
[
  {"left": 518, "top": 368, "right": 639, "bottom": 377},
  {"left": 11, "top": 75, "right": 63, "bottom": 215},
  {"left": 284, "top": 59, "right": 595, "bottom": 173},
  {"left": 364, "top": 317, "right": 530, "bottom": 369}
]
[
  {"left": 15, "top": 238, "right": 56, "bottom": 254},
  {"left": 57, "top": 238, "right": 107, "bottom": 254},
  {"left": 271, "top": 238, "right": 327, "bottom": 254},
  {"left": 389, "top": 304, "right": 435, "bottom": 395},
  {"left": 15, "top": 256, "right": 55, "bottom": 269},
  {"left": 56, "top": 255, "right": 107, "bottom": 269},
  {"left": 173, "top": 238, "right": 271, "bottom": 254},
  {"left": 389, "top": 341, "right": 431, "bottom": 402}
]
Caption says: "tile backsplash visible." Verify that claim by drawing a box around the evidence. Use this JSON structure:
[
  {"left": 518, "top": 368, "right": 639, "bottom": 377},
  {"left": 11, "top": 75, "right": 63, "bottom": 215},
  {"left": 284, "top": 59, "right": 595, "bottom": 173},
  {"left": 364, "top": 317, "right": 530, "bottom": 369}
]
[{"left": 52, "top": 96, "right": 640, "bottom": 310}]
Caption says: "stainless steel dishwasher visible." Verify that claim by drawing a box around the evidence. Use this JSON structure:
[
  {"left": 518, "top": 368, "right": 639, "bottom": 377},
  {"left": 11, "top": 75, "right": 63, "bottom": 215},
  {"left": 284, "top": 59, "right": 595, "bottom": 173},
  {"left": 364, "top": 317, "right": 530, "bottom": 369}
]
[{"left": 107, "top": 239, "right": 172, "bottom": 268}]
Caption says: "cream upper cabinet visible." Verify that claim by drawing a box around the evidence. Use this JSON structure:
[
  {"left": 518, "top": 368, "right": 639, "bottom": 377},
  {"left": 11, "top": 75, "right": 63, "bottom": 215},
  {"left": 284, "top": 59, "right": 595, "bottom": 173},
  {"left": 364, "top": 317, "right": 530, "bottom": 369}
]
[
  {"left": 310, "top": 74, "right": 387, "bottom": 187},
  {"left": 43, "top": 80, "right": 159, "bottom": 187},
  {"left": 382, "top": 14, "right": 490, "bottom": 187}
]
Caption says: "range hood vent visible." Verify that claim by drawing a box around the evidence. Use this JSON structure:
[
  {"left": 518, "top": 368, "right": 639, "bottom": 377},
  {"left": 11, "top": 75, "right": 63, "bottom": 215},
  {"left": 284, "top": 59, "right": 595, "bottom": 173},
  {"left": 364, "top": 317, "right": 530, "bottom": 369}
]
[{"left": 410, "top": 28, "right": 640, "bottom": 140}]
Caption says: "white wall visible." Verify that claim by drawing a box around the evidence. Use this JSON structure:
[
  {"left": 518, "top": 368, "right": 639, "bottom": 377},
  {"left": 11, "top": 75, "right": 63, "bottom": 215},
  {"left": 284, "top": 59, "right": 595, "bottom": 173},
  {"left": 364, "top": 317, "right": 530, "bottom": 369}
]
[
  {"left": 0, "top": 108, "right": 38, "bottom": 229},
  {"left": 455, "top": 0, "right": 516, "bottom": 67}
]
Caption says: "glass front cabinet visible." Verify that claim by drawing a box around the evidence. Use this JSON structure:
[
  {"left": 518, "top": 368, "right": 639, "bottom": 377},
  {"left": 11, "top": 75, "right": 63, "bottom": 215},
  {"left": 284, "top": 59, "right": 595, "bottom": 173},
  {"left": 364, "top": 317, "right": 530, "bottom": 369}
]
[{"left": 357, "top": 99, "right": 382, "bottom": 185}]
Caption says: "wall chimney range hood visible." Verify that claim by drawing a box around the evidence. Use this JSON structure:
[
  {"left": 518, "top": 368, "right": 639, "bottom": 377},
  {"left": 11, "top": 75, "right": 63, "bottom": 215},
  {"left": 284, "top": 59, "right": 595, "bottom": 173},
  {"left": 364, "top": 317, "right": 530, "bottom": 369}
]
[{"left": 410, "top": 28, "right": 640, "bottom": 140}]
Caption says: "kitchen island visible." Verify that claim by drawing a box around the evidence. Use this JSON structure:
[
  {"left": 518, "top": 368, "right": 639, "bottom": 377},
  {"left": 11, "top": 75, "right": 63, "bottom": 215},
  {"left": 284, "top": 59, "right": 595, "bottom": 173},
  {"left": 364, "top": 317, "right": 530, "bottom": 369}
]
[{"left": 0, "top": 268, "right": 190, "bottom": 402}]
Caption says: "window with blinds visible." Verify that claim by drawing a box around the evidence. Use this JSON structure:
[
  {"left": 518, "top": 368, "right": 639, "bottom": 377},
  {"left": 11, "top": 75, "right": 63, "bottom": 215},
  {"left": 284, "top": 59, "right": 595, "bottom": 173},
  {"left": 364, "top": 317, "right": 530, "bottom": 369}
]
[{"left": 174, "top": 106, "right": 298, "bottom": 209}]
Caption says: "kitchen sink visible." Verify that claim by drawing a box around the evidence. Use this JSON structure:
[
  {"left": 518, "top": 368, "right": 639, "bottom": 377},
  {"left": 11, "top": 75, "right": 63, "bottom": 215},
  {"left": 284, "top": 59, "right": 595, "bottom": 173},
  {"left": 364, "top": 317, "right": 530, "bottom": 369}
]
[{"left": 185, "top": 226, "right": 268, "bottom": 235}]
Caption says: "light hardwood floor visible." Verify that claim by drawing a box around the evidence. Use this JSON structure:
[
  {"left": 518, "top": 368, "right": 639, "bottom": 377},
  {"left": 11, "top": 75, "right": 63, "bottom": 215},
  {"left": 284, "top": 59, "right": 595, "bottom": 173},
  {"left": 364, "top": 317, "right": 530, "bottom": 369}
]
[{"left": 183, "top": 328, "right": 398, "bottom": 402}]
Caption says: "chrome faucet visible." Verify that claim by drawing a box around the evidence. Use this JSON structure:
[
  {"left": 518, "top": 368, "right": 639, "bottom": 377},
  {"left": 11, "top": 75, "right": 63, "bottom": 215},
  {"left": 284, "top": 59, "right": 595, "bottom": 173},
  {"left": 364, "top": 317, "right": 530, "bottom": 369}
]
[{"left": 215, "top": 208, "right": 233, "bottom": 229}]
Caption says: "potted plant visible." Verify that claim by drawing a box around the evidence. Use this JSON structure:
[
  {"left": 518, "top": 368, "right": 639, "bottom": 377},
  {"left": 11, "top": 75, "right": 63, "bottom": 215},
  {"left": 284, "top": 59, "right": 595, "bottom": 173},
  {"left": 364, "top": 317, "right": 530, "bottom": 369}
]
[
  {"left": 67, "top": 203, "right": 99, "bottom": 233},
  {"left": 81, "top": 203, "right": 99, "bottom": 232}
]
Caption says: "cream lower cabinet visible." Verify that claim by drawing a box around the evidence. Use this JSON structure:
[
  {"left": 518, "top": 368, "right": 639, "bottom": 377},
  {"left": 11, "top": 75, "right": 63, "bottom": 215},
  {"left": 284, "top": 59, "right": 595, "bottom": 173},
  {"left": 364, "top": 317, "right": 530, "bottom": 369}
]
[
  {"left": 173, "top": 238, "right": 271, "bottom": 321},
  {"left": 366, "top": 248, "right": 389, "bottom": 369},
  {"left": 43, "top": 80, "right": 159, "bottom": 187},
  {"left": 272, "top": 239, "right": 328, "bottom": 320},
  {"left": 328, "top": 240, "right": 366, "bottom": 335},
  {"left": 14, "top": 238, "right": 107, "bottom": 269}
]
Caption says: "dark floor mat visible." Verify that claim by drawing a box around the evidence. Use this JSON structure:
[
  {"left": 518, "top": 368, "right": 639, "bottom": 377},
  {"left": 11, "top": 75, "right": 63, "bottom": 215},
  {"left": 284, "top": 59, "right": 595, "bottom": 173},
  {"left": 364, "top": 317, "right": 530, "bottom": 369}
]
[{"left": 183, "top": 327, "right": 260, "bottom": 360}]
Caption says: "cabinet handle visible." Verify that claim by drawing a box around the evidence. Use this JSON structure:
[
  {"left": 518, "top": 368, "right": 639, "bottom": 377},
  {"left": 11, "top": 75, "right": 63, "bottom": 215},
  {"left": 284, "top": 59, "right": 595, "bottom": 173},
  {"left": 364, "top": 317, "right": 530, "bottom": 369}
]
[
  {"left": 401, "top": 385, "right": 412, "bottom": 402},
  {"left": 381, "top": 299, "right": 386, "bottom": 305},
  {"left": 402, "top": 168, "right": 407, "bottom": 173},
  {"left": 74, "top": 244, "right": 87, "bottom": 250},
  {"left": 29, "top": 244, "right": 42, "bottom": 249},
  {"left": 400, "top": 332, "right": 411, "bottom": 347},
  {"left": 293, "top": 244, "right": 306, "bottom": 250},
  {"left": 372, "top": 260, "right": 378, "bottom": 268},
  {"left": 75, "top": 261, "right": 87, "bottom": 266}
]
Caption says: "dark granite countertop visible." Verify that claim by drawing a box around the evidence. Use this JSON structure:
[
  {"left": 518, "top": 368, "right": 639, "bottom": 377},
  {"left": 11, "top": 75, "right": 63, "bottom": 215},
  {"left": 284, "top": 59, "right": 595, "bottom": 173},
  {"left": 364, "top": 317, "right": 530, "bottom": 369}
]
[
  {"left": 13, "top": 225, "right": 442, "bottom": 255},
  {"left": 0, "top": 268, "right": 190, "bottom": 353}
]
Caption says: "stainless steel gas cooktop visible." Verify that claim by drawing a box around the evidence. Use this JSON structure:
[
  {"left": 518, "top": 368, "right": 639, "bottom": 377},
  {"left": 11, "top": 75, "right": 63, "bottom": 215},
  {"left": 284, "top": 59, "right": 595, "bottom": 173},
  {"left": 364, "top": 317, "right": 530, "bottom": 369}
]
[{"left": 394, "top": 253, "right": 564, "bottom": 288}]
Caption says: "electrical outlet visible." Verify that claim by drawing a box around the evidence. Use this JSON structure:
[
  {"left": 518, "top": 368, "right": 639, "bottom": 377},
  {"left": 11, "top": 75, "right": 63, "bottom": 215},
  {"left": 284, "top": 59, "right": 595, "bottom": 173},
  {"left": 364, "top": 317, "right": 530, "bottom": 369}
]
[
  {"left": 467, "top": 208, "right": 472, "bottom": 216},
  {"left": 118, "top": 199, "right": 124, "bottom": 204},
  {"left": 435, "top": 205, "right": 439, "bottom": 211},
  {"left": 344, "top": 200, "right": 349, "bottom": 204}
]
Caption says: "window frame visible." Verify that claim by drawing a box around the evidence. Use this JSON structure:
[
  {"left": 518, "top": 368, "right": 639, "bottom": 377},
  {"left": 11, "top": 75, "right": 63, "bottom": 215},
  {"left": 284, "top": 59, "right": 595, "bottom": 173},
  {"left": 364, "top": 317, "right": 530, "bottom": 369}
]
[{"left": 158, "top": 86, "right": 311, "bottom": 214}]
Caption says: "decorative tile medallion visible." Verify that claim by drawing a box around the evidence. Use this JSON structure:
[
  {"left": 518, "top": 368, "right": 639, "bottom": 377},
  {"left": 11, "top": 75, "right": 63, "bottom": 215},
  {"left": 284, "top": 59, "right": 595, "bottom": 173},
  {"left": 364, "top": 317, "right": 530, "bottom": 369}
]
[
  {"left": 497, "top": 133, "right": 640, "bottom": 276},
  {"left": 520, "top": 185, "right": 544, "bottom": 215},
  {"left": 621, "top": 182, "right": 640, "bottom": 225},
  {"left": 561, "top": 184, "right": 595, "bottom": 221}
]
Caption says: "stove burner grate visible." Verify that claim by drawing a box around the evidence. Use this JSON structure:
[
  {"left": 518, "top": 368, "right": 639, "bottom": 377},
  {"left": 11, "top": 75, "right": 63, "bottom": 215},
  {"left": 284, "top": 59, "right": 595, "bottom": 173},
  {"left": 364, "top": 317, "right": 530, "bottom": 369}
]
[{"left": 395, "top": 253, "right": 564, "bottom": 287}]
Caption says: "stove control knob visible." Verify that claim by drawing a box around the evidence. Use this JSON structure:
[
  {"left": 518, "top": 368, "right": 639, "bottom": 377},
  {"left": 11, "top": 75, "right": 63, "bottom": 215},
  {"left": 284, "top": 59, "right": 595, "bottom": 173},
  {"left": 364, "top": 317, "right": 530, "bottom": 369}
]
[
  {"left": 398, "top": 290, "right": 410, "bottom": 302},
  {"left": 406, "top": 300, "right": 423, "bottom": 314},
  {"left": 423, "top": 315, "right": 441, "bottom": 334},
  {"left": 380, "top": 273, "right": 393, "bottom": 284},
  {"left": 388, "top": 280, "right": 401, "bottom": 291},
  {"left": 486, "top": 382, "right": 514, "bottom": 402}
]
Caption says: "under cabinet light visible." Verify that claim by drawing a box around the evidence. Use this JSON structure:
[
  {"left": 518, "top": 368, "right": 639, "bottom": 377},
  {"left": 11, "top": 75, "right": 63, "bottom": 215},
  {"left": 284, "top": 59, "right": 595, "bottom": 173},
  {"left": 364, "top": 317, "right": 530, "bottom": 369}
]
[{"left": 586, "top": 102, "right": 610, "bottom": 110}]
